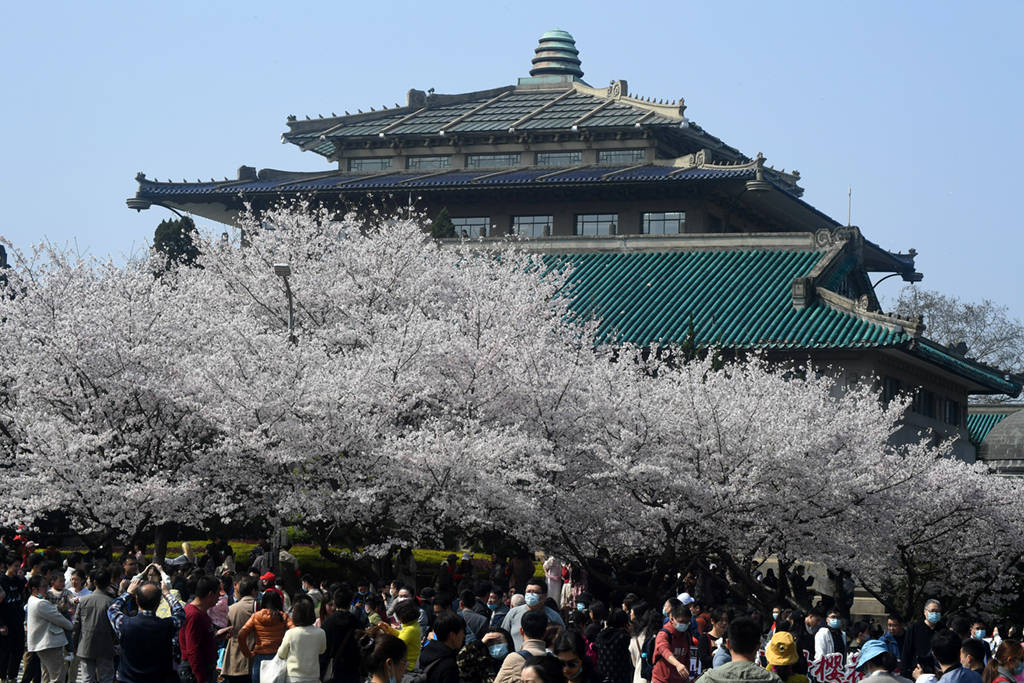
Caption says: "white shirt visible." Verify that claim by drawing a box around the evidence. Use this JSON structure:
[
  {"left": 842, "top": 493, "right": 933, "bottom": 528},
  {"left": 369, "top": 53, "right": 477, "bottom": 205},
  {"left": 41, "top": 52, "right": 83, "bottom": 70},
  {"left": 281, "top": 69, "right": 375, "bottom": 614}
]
[{"left": 276, "top": 625, "right": 326, "bottom": 682}]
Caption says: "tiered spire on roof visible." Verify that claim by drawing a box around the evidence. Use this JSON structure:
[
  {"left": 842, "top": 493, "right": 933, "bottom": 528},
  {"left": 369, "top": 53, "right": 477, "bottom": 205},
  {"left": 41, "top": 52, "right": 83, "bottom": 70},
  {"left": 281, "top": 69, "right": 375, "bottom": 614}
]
[{"left": 530, "top": 29, "right": 584, "bottom": 79}]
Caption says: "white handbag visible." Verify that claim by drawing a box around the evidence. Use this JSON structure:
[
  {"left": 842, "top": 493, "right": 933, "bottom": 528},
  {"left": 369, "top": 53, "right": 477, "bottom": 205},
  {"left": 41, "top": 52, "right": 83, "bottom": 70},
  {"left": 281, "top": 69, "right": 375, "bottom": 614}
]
[{"left": 260, "top": 656, "right": 288, "bottom": 683}]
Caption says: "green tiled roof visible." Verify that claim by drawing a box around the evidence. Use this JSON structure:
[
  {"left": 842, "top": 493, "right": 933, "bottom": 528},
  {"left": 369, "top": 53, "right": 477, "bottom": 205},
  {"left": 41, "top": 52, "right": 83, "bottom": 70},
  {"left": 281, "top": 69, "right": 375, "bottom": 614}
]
[
  {"left": 912, "top": 342, "right": 1020, "bottom": 396},
  {"left": 967, "top": 412, "right": 1008, "bottom": 446},
  {"left": 550, "top": 249, "right": 910, "bottom": 348}
]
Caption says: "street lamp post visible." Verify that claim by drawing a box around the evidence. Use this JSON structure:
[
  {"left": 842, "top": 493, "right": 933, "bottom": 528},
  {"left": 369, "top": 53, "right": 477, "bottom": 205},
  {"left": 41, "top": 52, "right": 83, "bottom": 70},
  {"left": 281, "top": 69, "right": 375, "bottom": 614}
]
[
  {"left": 270, "top": 263, "right": 294, "bottom": 578},
  {"left": 273, "top": 263, "right": 295, "bottom": 343}
]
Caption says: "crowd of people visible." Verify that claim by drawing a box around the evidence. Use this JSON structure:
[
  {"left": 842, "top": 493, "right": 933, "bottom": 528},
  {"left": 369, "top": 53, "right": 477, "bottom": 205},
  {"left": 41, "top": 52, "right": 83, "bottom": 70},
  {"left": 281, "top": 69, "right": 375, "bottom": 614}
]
[{"left": 0, "top": 536, "right": 1019, "bottom": 683}]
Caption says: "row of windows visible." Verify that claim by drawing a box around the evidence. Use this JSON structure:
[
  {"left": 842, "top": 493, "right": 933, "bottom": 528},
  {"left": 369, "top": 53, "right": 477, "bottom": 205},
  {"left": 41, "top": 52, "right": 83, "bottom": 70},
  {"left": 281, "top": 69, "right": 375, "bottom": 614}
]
[
  {"left": 447, "top": 212, "right": 686, "bottom": 238},
  {"left": 882, "top": 377, "right": 962, "bottom": 427},
  {"left": 347, "top": 149, "right": 647, "bottom": 172}
]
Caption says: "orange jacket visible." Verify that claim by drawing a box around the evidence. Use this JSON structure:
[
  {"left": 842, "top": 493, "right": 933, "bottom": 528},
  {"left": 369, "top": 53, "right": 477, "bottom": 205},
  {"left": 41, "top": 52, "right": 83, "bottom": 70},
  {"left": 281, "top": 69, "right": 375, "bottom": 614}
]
[{"left": 237, "top": 608, "right": 293, "bottom": 657}]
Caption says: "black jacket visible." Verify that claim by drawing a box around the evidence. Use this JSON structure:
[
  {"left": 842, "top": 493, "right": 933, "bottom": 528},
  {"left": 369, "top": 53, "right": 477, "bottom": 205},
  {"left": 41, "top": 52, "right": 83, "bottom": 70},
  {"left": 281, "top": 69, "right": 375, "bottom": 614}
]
[
  {"left": 901, "top": 620, "right": 943, "bottom": 675},
  {"left": 321, "top": 610, "right": 361, "bottom": 683},
  {"left": 419, "top": 640, "right": 461, "bottom": 683},
  {"left": 594, "top": 628, "right": 633, "bottom": 683}
]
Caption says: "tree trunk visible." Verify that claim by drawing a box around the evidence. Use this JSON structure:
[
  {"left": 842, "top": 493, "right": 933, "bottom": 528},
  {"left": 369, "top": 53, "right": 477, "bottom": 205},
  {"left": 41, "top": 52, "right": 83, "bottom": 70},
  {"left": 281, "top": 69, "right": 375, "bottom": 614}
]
[{"left": 153, "top": 524, "right": 169, "bottom": 565}]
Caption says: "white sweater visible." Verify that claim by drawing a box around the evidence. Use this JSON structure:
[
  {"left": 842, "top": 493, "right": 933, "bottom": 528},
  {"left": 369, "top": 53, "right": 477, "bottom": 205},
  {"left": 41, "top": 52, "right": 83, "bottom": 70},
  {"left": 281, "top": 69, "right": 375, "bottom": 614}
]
[{"left": 276, "top": 625, "right": 327, "bottom": 682}]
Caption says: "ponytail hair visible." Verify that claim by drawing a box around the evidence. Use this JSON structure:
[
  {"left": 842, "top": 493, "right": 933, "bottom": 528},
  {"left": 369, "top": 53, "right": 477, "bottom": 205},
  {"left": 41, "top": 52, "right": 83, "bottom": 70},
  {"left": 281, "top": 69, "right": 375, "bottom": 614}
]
[{"left": 984, "top": 641, "right": 1023, "bottom": 683}]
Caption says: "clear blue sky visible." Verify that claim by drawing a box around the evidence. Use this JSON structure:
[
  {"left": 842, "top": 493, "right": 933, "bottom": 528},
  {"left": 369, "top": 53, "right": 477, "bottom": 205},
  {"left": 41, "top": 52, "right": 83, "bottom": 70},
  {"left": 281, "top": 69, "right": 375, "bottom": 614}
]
[{"left": 2, "top": 1, "right": 1021, "bottom": 319}]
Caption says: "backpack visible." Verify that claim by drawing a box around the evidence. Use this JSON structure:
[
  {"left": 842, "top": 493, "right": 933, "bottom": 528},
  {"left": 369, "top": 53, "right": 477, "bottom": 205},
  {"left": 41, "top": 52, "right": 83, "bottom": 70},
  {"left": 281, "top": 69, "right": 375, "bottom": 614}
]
[
  {"left": 401, "top": 658, "right": 441, "bottom": 683},
  {"left": 640, "top": 628, "right": 672, "bottom": 681}
]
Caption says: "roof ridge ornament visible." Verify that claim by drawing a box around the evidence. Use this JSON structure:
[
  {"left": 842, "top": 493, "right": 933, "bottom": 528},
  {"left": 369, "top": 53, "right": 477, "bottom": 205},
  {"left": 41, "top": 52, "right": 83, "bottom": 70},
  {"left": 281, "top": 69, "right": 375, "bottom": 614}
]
[
  {"left": 571, "top": 81, "right": 688, "bottom": 120},
  {"left": 607, "top": 80, "right": 627, "bottom": 99}
]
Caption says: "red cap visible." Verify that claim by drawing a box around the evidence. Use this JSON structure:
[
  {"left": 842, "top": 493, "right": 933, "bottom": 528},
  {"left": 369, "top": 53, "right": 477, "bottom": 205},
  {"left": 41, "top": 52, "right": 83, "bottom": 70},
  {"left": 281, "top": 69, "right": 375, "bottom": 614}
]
[{"left": 260, "top": 571, "right": 276, "bottom": 581}]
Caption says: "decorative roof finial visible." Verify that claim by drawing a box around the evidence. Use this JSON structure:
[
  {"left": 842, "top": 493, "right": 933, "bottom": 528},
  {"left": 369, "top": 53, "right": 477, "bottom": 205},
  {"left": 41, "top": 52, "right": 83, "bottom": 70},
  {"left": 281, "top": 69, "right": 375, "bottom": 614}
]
[{"left": 530, "top": 29, "right": 583, "bottom": 79}]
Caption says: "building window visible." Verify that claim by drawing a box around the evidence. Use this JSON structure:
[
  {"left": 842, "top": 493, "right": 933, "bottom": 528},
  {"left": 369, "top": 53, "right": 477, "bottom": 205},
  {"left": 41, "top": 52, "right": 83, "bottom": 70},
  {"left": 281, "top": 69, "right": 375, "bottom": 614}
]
[
  {"left": 348, "top": 157, "right": 392, "bottom": 171},
  {"left": 512, "top": 215, "right": 553, "bottom": 238},
  {"left": 575, "top": 214, "right": 618, "bottom": 236},
  {"left": 598, "top": 149, "right": 646, "bottom": 164},
  {"left": 642, "top": 211, "right": 686, "bottom": 235},
  {"left": 944, "top": 399, "right": 962, "bottom": 427},
  {"left": 536, "top": 151, "right": 582, "bottom": 166},
  {"left": 408, "top": 155, "right": 450, "bottom": 170},
  {"left": 912, "top": 388, "right": 935, "bottom": 418},
  {"left": 881, "top": 376, "right": 901, "bottom": 406},
  {"left": 451, "top": 217, "right": 490, "bottom": 238},
  {"left": 466, "top": 153, "right": 521, "bottom": 169}
]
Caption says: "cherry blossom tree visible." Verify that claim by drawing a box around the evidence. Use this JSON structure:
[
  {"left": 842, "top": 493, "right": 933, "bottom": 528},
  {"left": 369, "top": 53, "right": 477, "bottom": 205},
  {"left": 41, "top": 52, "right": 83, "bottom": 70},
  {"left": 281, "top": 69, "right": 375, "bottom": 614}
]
[
  {"left": 0, "top": 243, "right": 228, "bottom": 547},
  {"left": 515, "top": 352, "right": 1024, "bottom": 617},
  {"left": 3, "top": 204, "right": 1022, "bottom": 617},
  {"left": 162, "top": 202, "right": 609, "bottom": 559}
]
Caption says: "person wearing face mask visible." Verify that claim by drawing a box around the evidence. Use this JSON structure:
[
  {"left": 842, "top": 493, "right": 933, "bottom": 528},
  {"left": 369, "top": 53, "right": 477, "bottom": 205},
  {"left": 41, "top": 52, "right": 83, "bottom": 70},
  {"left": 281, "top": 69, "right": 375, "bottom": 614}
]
[
  {"left": 901, "top": 600, "right": 944, "bottom": 677},
  {"left": 661, "top": 599, "right": 683, "bottom": 627},
  {"left": 360, "top": 625, "right": 408, "bottom": 683},
  {"left": 970, "top": 623, "right": 992, "bottom": 652},
  {"left": 791, "top": 610, "right": 820, "bottom": 664},
  {"left": 487, "top": 589, "right": 510, "bottom": 629},
  {"left": 928, "top": 628, "right": 982, "bottom": 683},
  {"left": 652, "top": 604, "right": 694, "bottom": 683},
  {"left": 982, "top": 641, "right": 1023, "bottom": 683},
  {"left": 961, "top": 639, "right": 988, "bottom": 677},
  {"left": 495, "top": 611, "right": 548, "bottom": 683},
  {"left": 813, "top": 610, "right": 847, "bottom": 665},
  {"left": 501, "top": 579, "right": 565, "bottom": 651}
]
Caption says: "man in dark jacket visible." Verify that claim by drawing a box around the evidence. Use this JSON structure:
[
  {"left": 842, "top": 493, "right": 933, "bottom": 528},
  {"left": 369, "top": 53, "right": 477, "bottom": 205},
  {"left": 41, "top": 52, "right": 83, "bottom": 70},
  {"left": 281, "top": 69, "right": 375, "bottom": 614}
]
[
  {"left": 322, "top": 587, "right": 362, "bottom": 683},
  {"left": 419, "top": 612, "right": 466, "bottom": 683},
  {"left": 72, "top": 568, "right": 117, "bottom": 683},
  {"left": 459, "top": 590, "right": 489, "bottom": 644},
  {"left": 901, "top": 599, "right": 944, "bottom": 676},
  {"left": 107, "top": 571, "right": 185, "bottom": 683},
  {"left": 0, "top": 553, "right": 28, "bottom": 683}
]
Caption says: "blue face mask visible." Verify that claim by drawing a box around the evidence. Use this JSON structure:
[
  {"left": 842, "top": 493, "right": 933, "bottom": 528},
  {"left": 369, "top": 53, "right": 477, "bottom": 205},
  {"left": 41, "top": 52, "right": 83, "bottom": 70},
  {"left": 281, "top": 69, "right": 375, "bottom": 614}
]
[
  {"left": 489, "top": 644, "right": 509, "bottom": 659},
  {"left": 974, "top": 630, "right": 986, "bottom": 640},
  {"left": 675, "top": 621, "right": 690, "bottom": 633},
  {"left": 662, "top": 608, "right": 670, "bottom": 617},
  {"left": 576, "top": 603, "right": 586, "bottom": 613},
  {"left": 827, "top": 618, "right": 841, "bottom": 629},
  {"left": 926, "top": 612, "right": 941, "bottom": 625},
  {"left": 487, "top": 602, "right": 498, "bottom": 610},
  {"left": 524, "top": 593, "right": 541, "bottom": 607},
  {"left": 1013, "top": 663, "right": 1024, "bottom": 676}
]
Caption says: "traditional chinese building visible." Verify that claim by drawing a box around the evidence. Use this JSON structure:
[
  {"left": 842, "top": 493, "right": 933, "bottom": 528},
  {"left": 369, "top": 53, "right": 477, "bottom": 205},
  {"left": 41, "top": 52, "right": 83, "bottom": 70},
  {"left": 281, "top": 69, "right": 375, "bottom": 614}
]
[{"left": 127, "top": 30, "right": 1020, "bottom": 462}]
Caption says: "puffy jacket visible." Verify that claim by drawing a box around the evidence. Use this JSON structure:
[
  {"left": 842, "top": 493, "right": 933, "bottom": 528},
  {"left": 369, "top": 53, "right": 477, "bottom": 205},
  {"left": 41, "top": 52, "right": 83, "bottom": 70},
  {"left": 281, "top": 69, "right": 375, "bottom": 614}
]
[{"left": 238, "top": 608, "right": 293, "bottom": 657}]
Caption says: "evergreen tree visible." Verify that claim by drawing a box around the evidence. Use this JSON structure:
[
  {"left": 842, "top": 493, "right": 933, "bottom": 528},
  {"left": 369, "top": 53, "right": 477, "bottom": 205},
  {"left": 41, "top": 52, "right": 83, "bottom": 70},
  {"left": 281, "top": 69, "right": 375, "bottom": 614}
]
[
  {"left": 153, "top": 216, "right": 201, "bottom": 271},
  {"left": 430, "top": 207, "right": 457, "bottom": 239}
]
